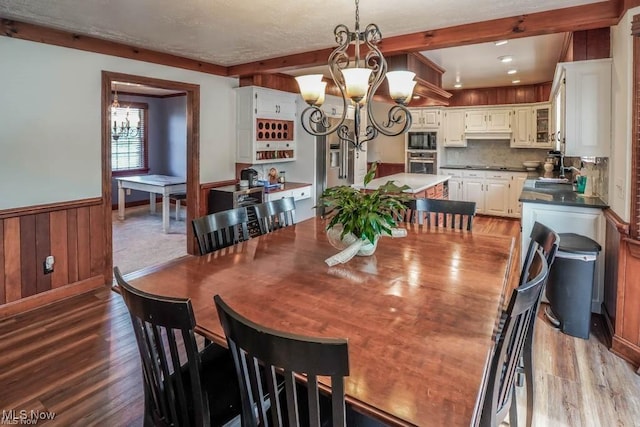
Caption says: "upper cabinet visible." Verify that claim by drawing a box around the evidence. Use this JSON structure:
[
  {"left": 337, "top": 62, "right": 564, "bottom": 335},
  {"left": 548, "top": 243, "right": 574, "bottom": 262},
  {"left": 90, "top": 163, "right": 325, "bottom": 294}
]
[
  {"left": 409, "top": 108, "right": 441, "bottom": 130},
  {"left": 511, "top": 103, "right": 553, "bottom": 149},
  {"left": 254, "top": 88, "right": 297, "bottom": 118},
  {"left": 236, "top": 86, "right": 298, "bottom": 164},
  {"left": 465, "top": 109, "right": 512, "bottom": 133},
  {"left": 442, "top": 109, "right": 466, "bottom": 147},
  {"left": 551, "top": 58, "right": 612, "bottom": 157}
]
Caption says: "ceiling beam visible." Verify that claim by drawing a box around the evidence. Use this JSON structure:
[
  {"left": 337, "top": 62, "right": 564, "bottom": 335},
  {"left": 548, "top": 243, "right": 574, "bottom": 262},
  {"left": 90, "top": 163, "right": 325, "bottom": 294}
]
[
  {"left": 227, "top": 0, "right": 621, "bottom": 77},
  {"left": 0, "top": 19, "right": 228, "bottom": 77}
]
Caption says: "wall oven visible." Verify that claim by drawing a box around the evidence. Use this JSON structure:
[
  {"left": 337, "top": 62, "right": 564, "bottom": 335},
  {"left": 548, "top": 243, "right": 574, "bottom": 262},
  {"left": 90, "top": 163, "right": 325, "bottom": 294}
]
[{"left": 407, "top": 151, "right": 437, "bottom": 174}]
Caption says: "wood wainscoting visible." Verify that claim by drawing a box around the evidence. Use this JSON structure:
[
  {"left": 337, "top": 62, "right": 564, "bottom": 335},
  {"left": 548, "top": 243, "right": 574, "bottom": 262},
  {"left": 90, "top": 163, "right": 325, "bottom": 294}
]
[
  {"left": 0, "top": 198, "right": 106, "bottom": 318},
  {"left": 603, "top": 209, "right": 640, "bottom": 367}
]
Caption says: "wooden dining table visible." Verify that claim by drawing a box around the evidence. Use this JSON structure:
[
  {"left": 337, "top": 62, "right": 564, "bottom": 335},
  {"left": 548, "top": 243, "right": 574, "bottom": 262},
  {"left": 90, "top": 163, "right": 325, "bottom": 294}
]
[{"left": 127, "top": 217, "right": 514, "bottom": 426}]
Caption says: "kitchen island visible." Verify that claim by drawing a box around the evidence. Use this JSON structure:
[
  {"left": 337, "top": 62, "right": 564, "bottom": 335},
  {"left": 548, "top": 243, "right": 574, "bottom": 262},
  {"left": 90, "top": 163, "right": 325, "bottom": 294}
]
[
  {"left": 355, "top": 173, "right": 451, "bottom": 198},
  {"left": 519, "top": 179, "right": 608, "bottom": 313}
]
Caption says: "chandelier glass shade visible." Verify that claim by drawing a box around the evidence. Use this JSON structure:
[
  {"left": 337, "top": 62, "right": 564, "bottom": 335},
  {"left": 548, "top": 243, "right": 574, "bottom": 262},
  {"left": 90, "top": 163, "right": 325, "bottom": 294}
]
[{"left": 295, "top": 0, "right": 416, "bottom": 151}]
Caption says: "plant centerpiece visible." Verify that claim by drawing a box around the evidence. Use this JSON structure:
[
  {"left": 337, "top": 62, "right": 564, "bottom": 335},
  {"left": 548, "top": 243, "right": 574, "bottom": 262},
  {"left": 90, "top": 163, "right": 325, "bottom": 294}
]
[{"left": 320, "top": 163, "right": 410, "bottom": 256}]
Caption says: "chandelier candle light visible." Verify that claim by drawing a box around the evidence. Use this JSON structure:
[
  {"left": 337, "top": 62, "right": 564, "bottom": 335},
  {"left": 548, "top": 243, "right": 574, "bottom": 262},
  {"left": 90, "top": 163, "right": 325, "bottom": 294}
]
[
  {"left": 111, "top": 84, "right": 141, "bottom": 141},
  {"left": 295, "top": 0, "right": 416, "bottom": 151}
]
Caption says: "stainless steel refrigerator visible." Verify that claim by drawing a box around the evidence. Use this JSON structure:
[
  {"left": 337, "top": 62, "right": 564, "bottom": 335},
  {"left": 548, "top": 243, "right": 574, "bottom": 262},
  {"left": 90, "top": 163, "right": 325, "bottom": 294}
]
[{"left": 316, "top": 118, "right": 355, "bottom": 215}]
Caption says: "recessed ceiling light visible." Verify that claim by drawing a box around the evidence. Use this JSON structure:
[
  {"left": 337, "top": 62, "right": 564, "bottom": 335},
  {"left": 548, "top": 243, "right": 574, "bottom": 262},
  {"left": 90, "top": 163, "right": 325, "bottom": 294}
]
[
  {"left": 454, "top": 83, "right": 462, "bottom": 88},
  {"left": 494, "top": 40, "right": 508, "bottom": 46},
  {"left": 499, "top": 56, "right": 513, "bottom": 63},
  {"left": 512, "top": 79, "right": 521, "bottom": 84},
  {"left": 507, "top": 69, "right": 517, "bottom": 75}
]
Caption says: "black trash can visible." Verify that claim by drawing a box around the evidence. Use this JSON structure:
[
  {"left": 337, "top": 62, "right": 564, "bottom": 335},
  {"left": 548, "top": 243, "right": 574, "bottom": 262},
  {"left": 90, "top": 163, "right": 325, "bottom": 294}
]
[{"left": 544, "top": 233, "right": 601, "bottom": 339}]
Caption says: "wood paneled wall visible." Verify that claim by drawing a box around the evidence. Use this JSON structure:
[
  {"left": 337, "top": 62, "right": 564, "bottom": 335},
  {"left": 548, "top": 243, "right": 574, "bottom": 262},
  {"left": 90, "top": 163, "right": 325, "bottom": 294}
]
[
  {"left": 572, "top": 28, "right": 611, "bottom": 61},
  {"left": 603, "top": 210, "right": 640, "bottom": 367},
  {"left": 0, "top": 198, "right": 105, "bottom": 317},
  {"left": 447, "top": 82, "right": 552, "bottom": 107}
]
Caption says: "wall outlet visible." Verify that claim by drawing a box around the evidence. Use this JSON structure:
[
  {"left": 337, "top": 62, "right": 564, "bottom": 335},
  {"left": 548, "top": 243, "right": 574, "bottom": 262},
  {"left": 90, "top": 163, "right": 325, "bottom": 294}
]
[
  {"left": 43, "top": 255, "right": 54, "bottom": 274},
  {"left": 126, "top": 188, "right": 132, "bottom": 195}
]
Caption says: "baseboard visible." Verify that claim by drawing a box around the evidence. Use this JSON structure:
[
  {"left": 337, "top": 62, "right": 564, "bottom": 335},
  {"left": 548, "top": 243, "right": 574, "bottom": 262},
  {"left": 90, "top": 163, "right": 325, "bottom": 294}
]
[
  {"left": 0, "top": 276, "right": 105, "bottom": 319},
  {"left": 111, "top": 196, "right": 182, "bottom": 211},
  {"left": 612, "top": 335, "right": 640, "bottom": 367}
]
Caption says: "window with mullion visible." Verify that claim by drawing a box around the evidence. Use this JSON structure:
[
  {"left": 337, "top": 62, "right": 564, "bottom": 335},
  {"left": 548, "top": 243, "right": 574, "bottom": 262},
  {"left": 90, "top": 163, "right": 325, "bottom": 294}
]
[{"left": 111, "top": 101, "right": 149, "bottom": 175}]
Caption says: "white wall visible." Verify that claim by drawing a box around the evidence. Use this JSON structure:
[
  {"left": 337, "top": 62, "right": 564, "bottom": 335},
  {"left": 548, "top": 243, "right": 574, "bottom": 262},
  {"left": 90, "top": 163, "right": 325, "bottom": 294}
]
[
  {"left": 366, "top": 102, "right": 406, "bottom": 164},
  {"left": 609, "top": 6, "right": 640, "bottom": 220},
  {"left": 0, "top": 37, "right": 237, "bottom": 210}
]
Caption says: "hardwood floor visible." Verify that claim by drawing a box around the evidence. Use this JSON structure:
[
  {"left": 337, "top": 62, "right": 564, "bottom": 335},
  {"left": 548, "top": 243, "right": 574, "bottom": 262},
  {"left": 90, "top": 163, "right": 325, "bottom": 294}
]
[{"left": 1, "top": 215, "right": 639, "bottom": 426}]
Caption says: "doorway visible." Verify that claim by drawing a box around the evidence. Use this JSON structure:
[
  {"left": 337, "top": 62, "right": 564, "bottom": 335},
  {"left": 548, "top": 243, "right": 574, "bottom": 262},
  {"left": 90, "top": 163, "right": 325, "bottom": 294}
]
[{"left": 101, "top": 71, "right": 201, "bottom": 281}]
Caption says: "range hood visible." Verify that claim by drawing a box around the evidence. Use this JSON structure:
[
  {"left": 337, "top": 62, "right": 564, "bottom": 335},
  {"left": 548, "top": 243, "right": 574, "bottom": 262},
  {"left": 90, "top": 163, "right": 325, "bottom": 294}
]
[{"left": 464, "top": 131, "right": 512, "bottom": 140}]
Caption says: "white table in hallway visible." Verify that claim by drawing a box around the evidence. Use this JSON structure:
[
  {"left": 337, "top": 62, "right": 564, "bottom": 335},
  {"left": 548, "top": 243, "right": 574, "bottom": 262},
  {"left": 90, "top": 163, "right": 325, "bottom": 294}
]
[{"left": 116, "top": 174, "right": 186, "bottom": 233}]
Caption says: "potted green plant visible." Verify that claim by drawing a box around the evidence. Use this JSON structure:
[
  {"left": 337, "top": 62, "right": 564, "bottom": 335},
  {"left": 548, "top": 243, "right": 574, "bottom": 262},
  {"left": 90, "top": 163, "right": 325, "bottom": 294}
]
[{"left": 319, "top": 163, "right": 410, "bottom": 256}]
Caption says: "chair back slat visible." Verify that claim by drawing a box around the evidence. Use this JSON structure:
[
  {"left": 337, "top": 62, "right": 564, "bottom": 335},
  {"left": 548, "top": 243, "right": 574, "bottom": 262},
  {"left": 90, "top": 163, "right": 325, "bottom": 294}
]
[
  {"left": 405, "top": 198, "right": 476, "bottom": 231},
  {"left": 114, "top": 267, "right": 209, "bottom": 427},
  {"left": 192, "top": 207, "right": 250, "bottom": 255},
  {"left": 251, "top": 197, "right": 296, "bottom": 235},
  {"left": 480, "top": 249, "right": 549, "bottom": 426},
  {"left": 214, "top": 295, "right": 349, "bottom": 427}
]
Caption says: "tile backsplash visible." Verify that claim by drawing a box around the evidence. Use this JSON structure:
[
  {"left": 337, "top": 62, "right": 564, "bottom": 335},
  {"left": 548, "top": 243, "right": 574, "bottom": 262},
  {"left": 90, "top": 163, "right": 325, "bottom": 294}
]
[
  {"left": 563, "top": 156, "right": 609, "bottom": 203},
  {"left": 441, "top": 139, "right": 549, "bottom": 168}
]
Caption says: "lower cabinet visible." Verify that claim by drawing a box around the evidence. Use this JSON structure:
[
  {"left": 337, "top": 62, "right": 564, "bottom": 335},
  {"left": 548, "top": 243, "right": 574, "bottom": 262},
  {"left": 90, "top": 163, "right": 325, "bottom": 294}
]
[
  {"left": 461, "top": 171, "right": 509, "bottom": 216},
  {"left": 521, "top": 202, "right": 605, "bottom": 313},
  {"left": 265, "top": 185, "right": 311, "bottom": 202},
  {"left": 441, "top": 169, "right": 527, "bottom": 218}
]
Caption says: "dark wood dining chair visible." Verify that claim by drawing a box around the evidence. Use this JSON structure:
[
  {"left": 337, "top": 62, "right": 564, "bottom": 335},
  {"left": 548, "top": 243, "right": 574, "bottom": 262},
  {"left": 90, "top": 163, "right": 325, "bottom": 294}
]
[
  {"left": 518, "top": 221, "right": 560, "bottom": 427},
  {"left": 214, "top": 295, "right": 350, "bottom": 427},
  {"left": 251, "top": 196, "right": 296, "bottom": 235},
  {"left": 404, "top": 198, "right": 476, "bottom": 231},
  {"left": 480, "top": 249, "right": 549, "bottom": 427},
  {"left": 192, "top": 207, "right": 249, "bottom": 255},
  {"left": 113, "top": 267, "right": 241, "bottom": 427}
]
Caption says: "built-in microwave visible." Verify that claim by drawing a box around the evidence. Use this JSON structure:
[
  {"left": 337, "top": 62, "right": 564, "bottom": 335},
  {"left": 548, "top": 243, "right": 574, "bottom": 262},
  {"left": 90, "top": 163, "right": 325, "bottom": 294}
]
[{"left": 407, "top": 131, "right": 437, "bottom": 150}]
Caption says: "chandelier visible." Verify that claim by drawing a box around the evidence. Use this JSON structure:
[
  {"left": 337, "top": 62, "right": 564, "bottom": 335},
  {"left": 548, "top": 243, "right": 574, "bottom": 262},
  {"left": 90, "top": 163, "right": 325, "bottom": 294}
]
[
  {"left": 111, "top": 84, "right": 141, "bottom": 141},
  {"left": 295, "top": 0, "right": 416, "bottom": 151}
]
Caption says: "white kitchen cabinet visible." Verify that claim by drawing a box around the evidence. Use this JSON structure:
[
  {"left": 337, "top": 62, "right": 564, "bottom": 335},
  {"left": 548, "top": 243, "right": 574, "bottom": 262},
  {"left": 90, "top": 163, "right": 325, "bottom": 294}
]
[
  {"left": 551, "top": 58, "right": 611, "bottom": 157},
  {"left": 511, "top": 106, "right": 533, "bottom": 147},
  {"left": 521, "top": 202, "right": 605, "bottom": 313},
  {"left": 509, "top": 173, "right": 528, "bottom": 217},
  {"left": 456, "top": 170, "right": 524, "bottom": 217},
  {"left": 266, "top": 185, "right": 311, "bottom": 202},
  {"left": 511, "top": 104, "right": 552, "bottom": 149},
  {"left": 409, "top": 108, "right": 441, "bottom": 130},
  {"left": 462, "top": 170, "right": 486, "bottom": 214},
  {"left": 443, "top": 110, "right": 466, "bottom": 147},
  {"left": 465, "top": 109, "right": 511, "bottom": 133},
  {"left": 484, "top": 172, "right": 510, "bottom": 216},
  {"left": 532, "top": 104, "right": 552, "bottom": 149},
  {"left": 255, "top": 87, "right": 297, "bottom": 118},
  {"left": 236, "top": 86, "right": 298, "bottom": 164},
  {"left": 440, "top": 169, "right": 463, "bottom": 201}
]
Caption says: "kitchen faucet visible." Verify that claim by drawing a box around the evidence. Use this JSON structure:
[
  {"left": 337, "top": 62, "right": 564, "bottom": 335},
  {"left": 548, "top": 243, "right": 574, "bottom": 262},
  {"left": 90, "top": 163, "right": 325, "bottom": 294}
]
[{"left": 559, "top": 153, "right": 581, "bottom": 178}]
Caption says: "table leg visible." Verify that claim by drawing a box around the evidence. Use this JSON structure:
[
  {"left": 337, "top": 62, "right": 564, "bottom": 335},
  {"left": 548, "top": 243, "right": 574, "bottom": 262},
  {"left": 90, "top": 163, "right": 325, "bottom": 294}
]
[
  {"left": 118, "top": 184, "right": 126, "bottom": 220},
  {"left": 150, "top": 193, "right": 156, "bottom": 214},
  {"left": 162, "top": 195, "right": 170, "bottom": 233}
]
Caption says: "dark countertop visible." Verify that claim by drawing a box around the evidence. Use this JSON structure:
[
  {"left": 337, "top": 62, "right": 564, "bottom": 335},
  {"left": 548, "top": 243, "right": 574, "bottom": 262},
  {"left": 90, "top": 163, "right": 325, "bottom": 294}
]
[
  {"left": 440, "top": 164, "right": 530, "bottom": 173},
  {"left": 519, "top": 181, "right": 609, "bottom": 209}
]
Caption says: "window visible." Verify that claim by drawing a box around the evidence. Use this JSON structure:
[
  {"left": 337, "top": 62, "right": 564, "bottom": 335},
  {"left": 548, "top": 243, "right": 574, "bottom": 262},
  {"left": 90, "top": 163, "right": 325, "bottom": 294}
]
[
  {"left": 632, "top": 15, "right": 640, "bottom": 238},
  {"left": 111, "top": 102, "right": 148, "bottom": 175}
]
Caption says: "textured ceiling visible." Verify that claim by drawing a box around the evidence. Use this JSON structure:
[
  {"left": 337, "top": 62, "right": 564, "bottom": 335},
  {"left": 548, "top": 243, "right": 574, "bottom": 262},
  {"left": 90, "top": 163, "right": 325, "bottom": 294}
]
[{"left": 0, "top": 0, "right": 602, "bottom": 66}]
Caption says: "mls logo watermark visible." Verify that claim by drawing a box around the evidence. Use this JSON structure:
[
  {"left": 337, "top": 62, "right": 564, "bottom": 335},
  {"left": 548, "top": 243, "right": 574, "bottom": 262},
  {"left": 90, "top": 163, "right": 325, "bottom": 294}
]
[{"left": 1, "top": 410, "right": 56, "bottom": 425}]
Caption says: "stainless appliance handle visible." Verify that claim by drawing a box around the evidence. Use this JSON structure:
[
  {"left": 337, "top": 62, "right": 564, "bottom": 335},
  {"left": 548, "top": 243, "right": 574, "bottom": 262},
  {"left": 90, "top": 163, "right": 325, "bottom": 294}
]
[{"left": 342, "top": 139, "right": 348, "bottom": 179}]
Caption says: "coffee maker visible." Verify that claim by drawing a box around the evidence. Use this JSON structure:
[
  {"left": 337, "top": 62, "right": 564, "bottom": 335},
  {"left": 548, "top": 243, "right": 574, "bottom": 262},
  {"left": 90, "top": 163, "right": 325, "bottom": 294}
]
[{"left": 240, "top": 168, "right": 258, "bottom": 187}]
